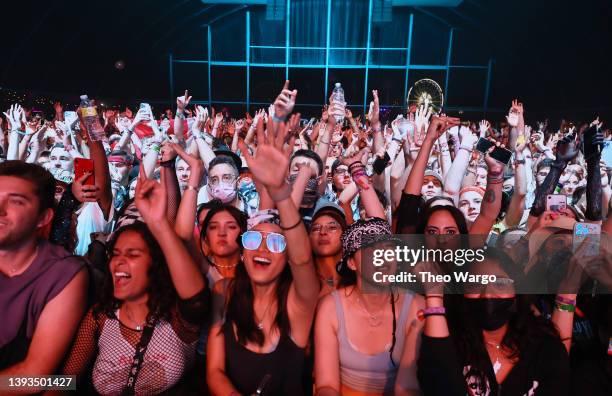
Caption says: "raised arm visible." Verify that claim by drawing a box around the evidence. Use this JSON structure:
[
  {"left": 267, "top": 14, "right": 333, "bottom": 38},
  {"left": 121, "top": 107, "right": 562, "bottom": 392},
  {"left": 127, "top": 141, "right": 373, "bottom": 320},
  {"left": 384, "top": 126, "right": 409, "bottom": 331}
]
[
  {"left": 582, "top": 121, "right": 604, "bottom": 223},
  {"left": 172, "top": 143, "right": 205, "bottom": 243},
  {"left": 443, "top": 126, "right": 477, "bottom": 198},
  {"left": 135, "top": 168, "right": 206, "bottom": 300},
  {"left": 238, "top": 105, "right": 319, "bottom": 335},
  {"left": 469, "top": 145, "right": 505, "bottom": 235},
  {"left": 505, "top": 143, "right": 529, "bottom": 227},
  {"left": 405, "top": 113, "right": 460, "bottom": 196},
  {"left": 174, "top": 91, "right": 192, "bottom": 144}
]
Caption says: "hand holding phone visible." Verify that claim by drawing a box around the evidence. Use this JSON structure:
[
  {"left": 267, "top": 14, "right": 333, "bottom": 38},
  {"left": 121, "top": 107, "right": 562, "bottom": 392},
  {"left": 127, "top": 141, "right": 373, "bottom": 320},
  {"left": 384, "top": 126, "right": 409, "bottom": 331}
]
[
  {"left": 74, "top": 158, "right": 95, "bottom": 186},
  {"left": 546, "top": 194, "right": 567, "bottom": 213},
  {"left": 476, "top": 137, "right": 513, "bottom": 165}
]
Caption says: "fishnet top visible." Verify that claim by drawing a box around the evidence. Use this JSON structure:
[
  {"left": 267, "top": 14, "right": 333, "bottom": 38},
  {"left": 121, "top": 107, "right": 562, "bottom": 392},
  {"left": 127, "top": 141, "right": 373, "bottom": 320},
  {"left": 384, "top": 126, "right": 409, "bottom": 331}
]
[{"left": 62, "top": 293, "right": 207, "bottom": 395}]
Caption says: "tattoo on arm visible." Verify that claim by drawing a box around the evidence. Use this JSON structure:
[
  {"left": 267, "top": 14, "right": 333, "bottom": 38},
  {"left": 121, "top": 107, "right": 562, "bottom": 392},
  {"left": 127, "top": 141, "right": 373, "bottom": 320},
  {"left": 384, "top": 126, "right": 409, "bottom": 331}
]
[{"left": 484, "top": 189, "right": 495, "bottom": 203}]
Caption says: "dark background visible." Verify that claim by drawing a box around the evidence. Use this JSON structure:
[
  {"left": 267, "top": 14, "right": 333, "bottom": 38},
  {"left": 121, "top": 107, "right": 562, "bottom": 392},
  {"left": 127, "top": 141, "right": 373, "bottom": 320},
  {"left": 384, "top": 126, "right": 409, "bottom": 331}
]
[{"left": 1, "top": 0, "right": 611, "bottom": 122}]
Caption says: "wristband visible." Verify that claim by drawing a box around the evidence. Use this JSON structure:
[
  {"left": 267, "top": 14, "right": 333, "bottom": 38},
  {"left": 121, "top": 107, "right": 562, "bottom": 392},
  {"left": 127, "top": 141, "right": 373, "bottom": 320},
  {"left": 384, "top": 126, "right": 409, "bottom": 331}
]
[
  {"left": 272, "top": 115, "right": 286, "bottom": 123},
  {"left": 417, "top": 306, "right": 446, "bottom": 321},
  {"left": 555, "top": 296, "right": 576, "bottom": 305},
  {"left": 515, "top": 159, "right": 526, "bottom": 165},
  {"left": 555, "top": 302, "right": 576, "bottom": 313},
  {"left": 151, "top": 144, "right": 161, "bottom": 153},
  {"left": 487, "top": 177, "right": 504, "bottom": 185},
  {"left": 176, "top": 111, "right": 186, "bottom": 120},
  {"left": 280, "top": 218, "right": 302, "bottom": 231},
  {"left": 185, "top": 185, "right": 199, "bottom": 192}
]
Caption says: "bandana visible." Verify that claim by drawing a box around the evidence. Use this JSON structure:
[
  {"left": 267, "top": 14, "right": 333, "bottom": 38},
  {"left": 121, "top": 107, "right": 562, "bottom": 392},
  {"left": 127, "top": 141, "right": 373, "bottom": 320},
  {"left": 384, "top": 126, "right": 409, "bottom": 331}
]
[
  {"left": 459, "top": 186, "right": 486, "bottom": 198},
  {"left": 247, "top": 209, "right": 280, "bottom": 230},
  {"left": 338, "top": 217, "right": 392, "bottom": 275},
  {"left": 107, "top": 155, "right": 131, "bottom": 165}
]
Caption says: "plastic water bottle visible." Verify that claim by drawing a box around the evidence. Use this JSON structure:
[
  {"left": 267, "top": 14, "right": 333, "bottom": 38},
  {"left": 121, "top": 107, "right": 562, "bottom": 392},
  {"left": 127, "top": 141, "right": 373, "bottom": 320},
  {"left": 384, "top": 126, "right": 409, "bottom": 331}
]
[
  {"left": 331, "top": 83, "right": 346, "bottom": 123},
  {"left": 79, "top": 95, "right": 105, "bottom": 141}
]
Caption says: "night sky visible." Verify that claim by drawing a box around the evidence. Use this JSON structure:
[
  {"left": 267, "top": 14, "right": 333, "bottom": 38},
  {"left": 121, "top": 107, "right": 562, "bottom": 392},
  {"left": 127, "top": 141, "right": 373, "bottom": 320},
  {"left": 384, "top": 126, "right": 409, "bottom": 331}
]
[{"left": 1, "top": 0, "right": 610, "bottom": 121}]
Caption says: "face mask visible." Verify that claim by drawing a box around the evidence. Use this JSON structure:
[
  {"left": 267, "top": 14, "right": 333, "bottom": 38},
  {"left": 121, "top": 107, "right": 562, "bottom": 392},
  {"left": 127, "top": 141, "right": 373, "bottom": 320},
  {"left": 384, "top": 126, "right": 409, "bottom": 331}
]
[
  {"left": 209, "top": 181, "right": 237, "bottom": 204},
  {"left": 288, "top": 174, "right": 320, "bottom": 207},
  {"left": 464, "top": 297, "right": 516, "bottom": 331}
]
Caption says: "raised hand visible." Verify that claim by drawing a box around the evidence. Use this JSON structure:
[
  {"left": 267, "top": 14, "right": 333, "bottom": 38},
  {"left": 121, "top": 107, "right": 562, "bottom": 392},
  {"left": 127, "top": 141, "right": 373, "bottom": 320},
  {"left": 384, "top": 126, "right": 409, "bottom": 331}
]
[
  {"left": 131, "top": 108, "right": 149, "bottom": 130},
  {"left": 368, "top": 90, "right": 380, "bottom": 127},
  {"left": 53, "top": 102, "right": 63, "bottom": 115},
  {"left": 340, "top": 148, "right": 371, "bottom": 190},
  {"left": 415, "top": 105, "right": 432, "bottom": 134},
  {"left": 583, "top": 121, "right": 604, "bottom": 161},
  {"left": 3, "top": 104, "right": 24, "bottom": 131},
  {"left": 506, "top": 99, "right": 522, "bottom": 127},
  {"left": 555, "top": 134, "right": 580, "bottom": 163},
  {"left": 71, "top": 172, "right": 100, "bottom": 203},
  {"left": 273, "top": 80, "right": 298, "bottom": 121},
  {"left": 177, "top": 90, "right": 192, "bottom": 112},
  {"left": 345, "top": 108, "right": 353, "bottom": 120},
  {"left": 238, "top": 117, "right": 294, "bottom": 193},
  {"left": 484, "top": 140, "right": 506, "bottom": 175},
  {"left": 479, "top": 120, "right": 490, "bottom": 138},
  {"left": 423, "top": 116, "right": 460, "bottom": 145}
]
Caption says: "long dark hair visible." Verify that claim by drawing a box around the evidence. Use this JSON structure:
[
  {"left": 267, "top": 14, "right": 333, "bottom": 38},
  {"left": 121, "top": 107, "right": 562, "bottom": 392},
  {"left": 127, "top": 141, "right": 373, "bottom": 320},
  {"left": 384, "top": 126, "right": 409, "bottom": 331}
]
[
  {"left": 416, "top": 205, "right": 469, "bottom": 235},
  {"left": 93, "top": 222, "right": 176, "bottom": 323},
  {"left": 222, "top": 260, "right": 293, "bottom": 347},
  {"left": 450, "top": 249, "right": 560, "bottom": 380}
]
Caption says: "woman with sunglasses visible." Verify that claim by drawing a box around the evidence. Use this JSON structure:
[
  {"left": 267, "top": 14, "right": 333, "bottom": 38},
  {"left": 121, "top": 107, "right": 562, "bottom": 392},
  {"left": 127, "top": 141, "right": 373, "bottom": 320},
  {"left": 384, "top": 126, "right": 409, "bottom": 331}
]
[
  {"left": 61, "top": 170, "right": 209, "bottom": 395},
  {"left": 315, "top": 150, "right": 425, "bottom": 396},
  {"left": 207, "top": 118, "right": 320, "bottom": 395}
]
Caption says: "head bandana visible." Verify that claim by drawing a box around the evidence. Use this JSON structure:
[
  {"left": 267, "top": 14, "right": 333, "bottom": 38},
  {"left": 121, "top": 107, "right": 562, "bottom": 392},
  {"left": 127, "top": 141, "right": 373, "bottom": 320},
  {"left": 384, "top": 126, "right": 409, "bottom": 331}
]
[{"left": 338, "top": 217, "right": 392, "bottom": 275}]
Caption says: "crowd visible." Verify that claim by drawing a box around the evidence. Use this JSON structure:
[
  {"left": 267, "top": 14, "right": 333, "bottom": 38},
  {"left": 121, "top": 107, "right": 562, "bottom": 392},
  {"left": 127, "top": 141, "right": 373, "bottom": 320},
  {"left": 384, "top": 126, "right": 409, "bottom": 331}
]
[{"left": 0, "top": 79, "right": 610, "bottom": 396}]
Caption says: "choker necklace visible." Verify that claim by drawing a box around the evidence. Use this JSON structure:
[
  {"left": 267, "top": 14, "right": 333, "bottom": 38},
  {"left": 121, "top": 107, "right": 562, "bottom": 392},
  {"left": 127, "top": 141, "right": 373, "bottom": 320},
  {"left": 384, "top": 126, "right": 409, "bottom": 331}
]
[
  {"left": 208, "top": 257, "right": 238, "bottom": 269},
  {"left": 485, "top": 340, "right": 502, "bottom": 374}
]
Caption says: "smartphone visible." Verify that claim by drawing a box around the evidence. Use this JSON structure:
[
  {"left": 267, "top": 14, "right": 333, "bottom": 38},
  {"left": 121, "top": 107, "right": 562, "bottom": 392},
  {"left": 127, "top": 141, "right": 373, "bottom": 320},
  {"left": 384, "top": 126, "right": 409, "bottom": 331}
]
[
  {"left": 74, "top": 158, "right": 95, "bottom": 185},
  {"left": 546, "top": 194, "right": 567, "bottom": 213},
  {"left": 475, "top": 138, "right": 513, "bottom": 165},
  {"left": 573, "top": 222, "right": 601, "bottom": 257}
]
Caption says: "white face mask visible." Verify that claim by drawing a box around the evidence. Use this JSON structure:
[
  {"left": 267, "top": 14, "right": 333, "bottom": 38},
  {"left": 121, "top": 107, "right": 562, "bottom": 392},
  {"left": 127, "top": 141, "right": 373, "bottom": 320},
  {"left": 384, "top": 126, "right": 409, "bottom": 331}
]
[{"left": 208, "top": 181, "right": 237, "bottom": 204}]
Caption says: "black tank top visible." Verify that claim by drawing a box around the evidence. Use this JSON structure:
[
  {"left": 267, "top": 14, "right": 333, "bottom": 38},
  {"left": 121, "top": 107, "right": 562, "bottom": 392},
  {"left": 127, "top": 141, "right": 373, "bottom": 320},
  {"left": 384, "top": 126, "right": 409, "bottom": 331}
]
[{"left": 224, "top": 324, "right": 305, "bottom": 396}]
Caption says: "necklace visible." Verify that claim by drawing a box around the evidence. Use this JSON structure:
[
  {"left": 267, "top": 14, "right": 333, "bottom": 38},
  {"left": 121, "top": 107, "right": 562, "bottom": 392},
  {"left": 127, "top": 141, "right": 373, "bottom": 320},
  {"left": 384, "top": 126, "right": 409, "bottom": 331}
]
[
  {"left": 355, "top": 292, "right": 386, "bottom": 327},
  {"left": 208, "top": 257, "right": 238, "bottom": 269},
  {"left": 485, "top": 340, "right": 503, "bottom": 374},
  {"left": 254, "top": 299, "right": 275, "bottom": 330},
  {"left": 123, "top": 306, "right": 147, "bottom": 331}
]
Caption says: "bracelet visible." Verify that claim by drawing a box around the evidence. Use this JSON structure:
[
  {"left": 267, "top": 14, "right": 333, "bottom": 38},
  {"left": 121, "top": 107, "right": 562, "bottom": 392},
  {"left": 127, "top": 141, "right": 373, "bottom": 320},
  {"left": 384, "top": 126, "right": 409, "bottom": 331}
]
[
  {"left": 555, "top": 296, "right": 576, "bottom": 305},
  {"left": 515, "top": 159, "right": 526, "bottom": 165},
  {"left": 280, "top": 218, "right": 302, "bottom": 231},
  {"left": 555, "top": 302, "right": 576, "bottom": 313},
  {"left": 351, "top": 169, "right": 367, "bottom": 180},
  {"left": 151, "top": 144, "right": 161, "bottom": 153},
  {"left": 272, "top": 115, "right": 286, "bottom": 123},
  {"left": 348, "top": 161, "right": 364, "bottom": 171},
  {"left": 185, "top": 185, "right": 199, "bottom": 192},
  {"left": 176, "top": 111, "right": 185, "bottom": 120},
  {"left": 417, "top": 306, "right": 446, "bottom": 321},
  {"left": 459, "top": 147, "right": 473, "bottom": 154},
  {"left": 425, "top": 295, "right": 443, "bottom": 300}
]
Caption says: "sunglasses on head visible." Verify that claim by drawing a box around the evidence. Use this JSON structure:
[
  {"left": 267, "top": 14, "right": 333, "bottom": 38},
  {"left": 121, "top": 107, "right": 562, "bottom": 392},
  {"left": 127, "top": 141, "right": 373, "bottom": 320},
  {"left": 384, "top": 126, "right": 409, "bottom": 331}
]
[{"left": 242, "top": 231, "right": 287, "bottom": 253}]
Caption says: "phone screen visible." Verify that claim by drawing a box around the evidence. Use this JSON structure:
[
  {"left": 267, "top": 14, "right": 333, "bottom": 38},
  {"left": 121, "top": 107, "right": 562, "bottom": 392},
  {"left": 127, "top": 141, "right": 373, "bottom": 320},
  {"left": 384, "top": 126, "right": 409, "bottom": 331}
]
[
  {"left": 489, "top": 147, "right": 513, "bottom": 165},
  {"left": 74, "top": 158, "right": 95, "bottom": 185},
  {"left": 602, "top": 141, "right": 612, "bottom": 168},
  {"left": 573, "top": 223, "right": 601, "bottom": 257},
  {"left": 475, "top": 138, "right": 494, "bottom": 154}
]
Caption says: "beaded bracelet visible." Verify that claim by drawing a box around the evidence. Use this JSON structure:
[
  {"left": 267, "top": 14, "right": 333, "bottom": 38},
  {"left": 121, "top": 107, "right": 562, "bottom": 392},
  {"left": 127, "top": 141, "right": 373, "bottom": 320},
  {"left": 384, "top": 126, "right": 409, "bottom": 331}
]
[{"left": 417, "top": 306, "right": 446, "bottom": 321}]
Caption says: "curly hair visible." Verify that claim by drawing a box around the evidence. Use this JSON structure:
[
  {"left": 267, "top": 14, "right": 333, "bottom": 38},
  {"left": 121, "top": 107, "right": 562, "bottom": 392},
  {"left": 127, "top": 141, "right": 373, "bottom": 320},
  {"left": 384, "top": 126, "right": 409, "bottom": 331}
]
[{"left": 93, "top": 222, "right": 177, "bottom": 323}]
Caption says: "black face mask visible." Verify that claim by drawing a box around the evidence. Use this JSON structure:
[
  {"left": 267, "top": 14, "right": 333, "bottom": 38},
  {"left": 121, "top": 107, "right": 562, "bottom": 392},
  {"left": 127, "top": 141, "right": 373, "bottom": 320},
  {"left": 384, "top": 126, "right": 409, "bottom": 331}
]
[{"left": 464, "top": 297, "right": 516, "bottom": 331}]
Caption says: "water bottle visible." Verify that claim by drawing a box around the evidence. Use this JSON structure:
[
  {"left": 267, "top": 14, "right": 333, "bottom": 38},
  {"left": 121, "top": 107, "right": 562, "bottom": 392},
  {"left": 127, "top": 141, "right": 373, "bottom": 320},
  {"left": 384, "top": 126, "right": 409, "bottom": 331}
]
[
  {"left": 79, "top": 95, "right": 105, "bottom": 141},
  {"left": 331, "top": 83, "right": 346, "bottom": 123}
]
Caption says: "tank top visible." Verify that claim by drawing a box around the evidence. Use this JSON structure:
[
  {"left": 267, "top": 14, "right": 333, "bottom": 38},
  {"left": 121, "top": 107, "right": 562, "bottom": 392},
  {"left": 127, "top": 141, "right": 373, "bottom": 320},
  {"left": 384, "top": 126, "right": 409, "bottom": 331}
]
[
  {"left": 224, "top": 323, "right": 306, "bottom": 395},
  {"left": 0, "top": 240, "right": 85, "bottom": 369},
  {"left": 331, "top": 290, "right": 413, "bottom": 394},
  {"left": 92, "top": 313, "right": 196, "bottom": 395}
]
